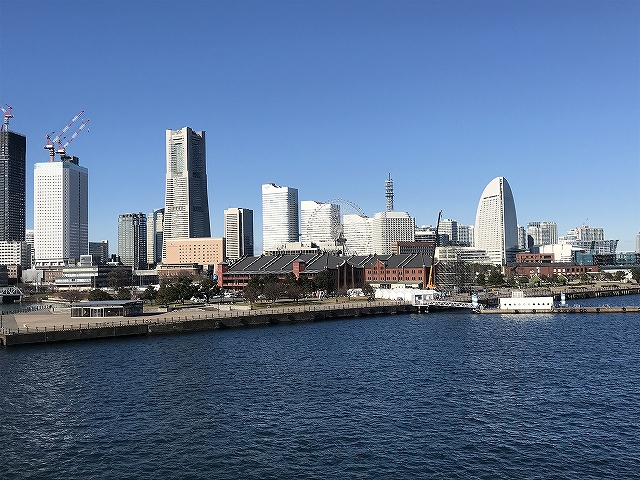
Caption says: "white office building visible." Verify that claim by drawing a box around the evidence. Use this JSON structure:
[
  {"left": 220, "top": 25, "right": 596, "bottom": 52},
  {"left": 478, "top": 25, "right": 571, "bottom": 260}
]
[
  {"left": 224, "top": 207, "right": 254, "bottom": 260},
  {"left": 527, "top": 221, "right": 558, "bottom": 248},
  {"left": 262, "top": 183, "right": 299, "bottom": 253},
  {"left": 300, "top": 200, "right": 341, "bottom": 247},
  {"left": 559, "top": 225, "right": 618, "bottom": 254},
  {"left": 34, "top": 158, "right": 88, "bottom": 266},
  {"left": 372, "top": 211, "right": 415, "bottom": 255},
  {"left": 163, "top": 127, "right": 210, "bottom": 261},
  {"left": 343, "top": 214, "right": 374, "bottom": 255},
  {"left": 474, "top": 176, "right": 519, "bottom": 265}
]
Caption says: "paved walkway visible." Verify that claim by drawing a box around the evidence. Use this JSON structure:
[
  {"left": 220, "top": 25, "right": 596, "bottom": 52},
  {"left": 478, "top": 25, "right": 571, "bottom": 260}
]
[{"left": 5, "top": 301, "right": 395, "bottom": 333}]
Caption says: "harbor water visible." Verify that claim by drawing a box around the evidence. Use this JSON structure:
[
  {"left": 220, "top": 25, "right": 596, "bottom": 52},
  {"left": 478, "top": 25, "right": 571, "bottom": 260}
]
[{"left": 1, "top": 295, "right": 639, "bottom": 479}]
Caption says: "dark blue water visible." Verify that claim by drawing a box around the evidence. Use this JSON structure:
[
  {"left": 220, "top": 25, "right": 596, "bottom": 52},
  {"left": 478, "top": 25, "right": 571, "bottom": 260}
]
[{"left": 1, "top": 295, "right": 639, "bottom": 479}]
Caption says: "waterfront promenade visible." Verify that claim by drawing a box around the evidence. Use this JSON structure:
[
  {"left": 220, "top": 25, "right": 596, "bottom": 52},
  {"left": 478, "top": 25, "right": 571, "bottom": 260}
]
[{"left": 0, "top": 300, "right": 413, "bottom": 346}]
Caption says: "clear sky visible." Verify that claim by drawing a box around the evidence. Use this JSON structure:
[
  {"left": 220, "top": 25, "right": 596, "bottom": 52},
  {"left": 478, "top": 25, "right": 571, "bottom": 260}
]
[{"left": 1, "top": 0, "right": 638, "bottom": 252}]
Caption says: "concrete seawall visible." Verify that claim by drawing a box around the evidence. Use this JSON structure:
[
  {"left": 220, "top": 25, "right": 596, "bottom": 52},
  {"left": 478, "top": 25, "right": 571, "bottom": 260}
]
[{"left": 0, "top": 302, "right": 414, "bottom": 347}]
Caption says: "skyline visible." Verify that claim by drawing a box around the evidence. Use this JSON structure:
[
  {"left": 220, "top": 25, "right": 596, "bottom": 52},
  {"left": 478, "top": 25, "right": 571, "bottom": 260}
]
[{"left": 1, "top": 0, "right": 638, "bottom": 251}]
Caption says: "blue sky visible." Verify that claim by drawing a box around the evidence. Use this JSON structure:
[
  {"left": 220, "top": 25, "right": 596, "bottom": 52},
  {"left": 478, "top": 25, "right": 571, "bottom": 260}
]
[{"left": 1, "top": 0, "right": 638, "bottom": 252}]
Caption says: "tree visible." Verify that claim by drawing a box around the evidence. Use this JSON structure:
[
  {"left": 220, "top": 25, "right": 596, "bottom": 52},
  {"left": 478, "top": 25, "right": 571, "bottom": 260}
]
[
  {"left": 156, "top": 282, "right": 178, "bottom": 306},
  {"left": 88, "top": 289, "right": 112, "bottom": 301},
  {"left": 631, "top": 268, "right": 640, "bottom": 283},
  {"left": 140, "top": 285, "right": 157, "bottom": 303},
  {"left": 487, "top": 267, "right": 504, "bottom": 286},
  {"left": 285, "top": 283, "right": 305, "bottom": 304},
  {"left": 243, "top": 279, "right": 262, "bottom": 304},
  {"left": 361, "top": 282, "right": 375, "bottom": 298},
  {"left": 614, "top": 271, "right": 626, "bottom": 282},
  {"left": 198, "top": 278, "right": 221, "bottom": 302},
  {"left": 115, "top": 287, "right": 132, "bottom": 300},
  {"left": 263, "top": 281, "right": 284, "bottom": 304},
  {"left": 312, "top": 269, "right": 335, "bottom": 293},
  {"left": 59, "top": 289, "right": 84, "bottom": 304},
  {"left": 173, "top": 275, "right": 198, "bottom": 304}
]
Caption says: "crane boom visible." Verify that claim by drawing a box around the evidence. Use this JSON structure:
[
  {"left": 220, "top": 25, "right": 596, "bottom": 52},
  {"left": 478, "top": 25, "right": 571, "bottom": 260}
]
[
  {"left": 44, "top": 110, "right": 87, "bottom": 161},
  {"left": 0, "top": 105, "right": 13, "bottom": 131},
  {"left": 57, "top": 119, "right": 89, "bottom": 155},
  {"left": 426, "top": 210, "right": 442, "bottom": 290}
]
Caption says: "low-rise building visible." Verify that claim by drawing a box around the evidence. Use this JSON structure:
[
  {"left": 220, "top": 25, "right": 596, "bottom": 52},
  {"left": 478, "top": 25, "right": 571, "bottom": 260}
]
[
  {"left": 217, "top": 253, "right": 365, "bottom": 292},
  {"left": 164, "top": 237, "right": 225, "bottom": 268}
]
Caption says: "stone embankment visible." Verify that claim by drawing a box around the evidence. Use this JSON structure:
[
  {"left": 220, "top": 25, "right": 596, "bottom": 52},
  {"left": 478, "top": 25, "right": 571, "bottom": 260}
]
[{"left": 0, "top": 301, "right": 412, "bottom": 347}]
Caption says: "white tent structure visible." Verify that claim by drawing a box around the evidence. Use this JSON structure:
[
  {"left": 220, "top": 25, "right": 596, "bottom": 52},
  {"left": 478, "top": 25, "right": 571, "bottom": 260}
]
[{"left": 374, "top": 288, "right": 439, "bottom": 304}]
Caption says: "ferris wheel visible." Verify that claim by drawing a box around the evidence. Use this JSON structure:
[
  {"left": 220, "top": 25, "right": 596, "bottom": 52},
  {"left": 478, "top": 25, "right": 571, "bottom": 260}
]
[{"left": 304, "top": 199, "right": 371, "bottom": 255}]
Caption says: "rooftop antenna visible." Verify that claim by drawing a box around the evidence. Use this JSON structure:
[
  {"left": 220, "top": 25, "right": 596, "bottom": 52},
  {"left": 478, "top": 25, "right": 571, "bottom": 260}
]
[{"left": 385, "top": 173, "right": 394, "bottom": 212}]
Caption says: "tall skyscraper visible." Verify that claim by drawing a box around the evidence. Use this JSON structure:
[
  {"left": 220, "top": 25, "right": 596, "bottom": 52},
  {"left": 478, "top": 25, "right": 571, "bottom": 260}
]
[
  {"left": 0, "top": 128, "right": 26, "bottom": 241},
  {"left": 300, "top": 200, "right": 341, "bottom": 247},
  {"left": 224, "top": 207, "right": 254, "bottom": 260},
  {"left": 147, "top": 208, "right": 164, "bottom": 266},
  {"left": 343, "top": 214, "right": 374, "bottom": 255},
  {"left": 118, "top": 213, "right": 147, "bottom": 269},
  {"left": 636, "top": 232, "right": 640, "bottom": 253},
  {"left": 372, "top": 211, "right": 415, "bottom": 255},
  {"left": 474, "top": 176, "right": 519, "bottom": 265},
  {"left": 163, "top": 127, "right": 210, "bottom": 261},
  {"left": 262, "top": 183, "right": 299, "bottom": 253},
  {"left": 34, "top": 156, "right": 88, "bottom": 266}
]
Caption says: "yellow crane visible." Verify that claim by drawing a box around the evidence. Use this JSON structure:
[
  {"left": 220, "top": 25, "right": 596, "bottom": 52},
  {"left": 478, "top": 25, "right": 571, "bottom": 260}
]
[{"left": 426, "top": 210, "right": 442, "bottom": 290}]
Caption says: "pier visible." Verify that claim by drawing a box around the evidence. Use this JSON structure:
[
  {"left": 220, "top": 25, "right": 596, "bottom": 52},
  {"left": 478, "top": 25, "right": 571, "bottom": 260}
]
[
  {"left": 478, "top": 306, "right": 640, "bottom": 315},
  {"left": 0, "top": 301, "right": 413, "bottom": 347}
]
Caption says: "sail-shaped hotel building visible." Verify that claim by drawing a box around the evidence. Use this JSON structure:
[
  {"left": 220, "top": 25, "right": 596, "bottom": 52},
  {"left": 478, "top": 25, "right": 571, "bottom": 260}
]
[{"left": 474, "top": 176, "right": 519, "bottom": 265}]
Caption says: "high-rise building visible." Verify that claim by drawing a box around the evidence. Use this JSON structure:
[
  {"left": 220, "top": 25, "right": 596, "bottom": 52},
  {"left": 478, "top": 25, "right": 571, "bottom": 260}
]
[
  {"left": 343, "top": 214, "right": 374, "bottom": 255},
  {"left": 163, "top": 127, "right": 210, "bottom": 261},
  {"left": 474, "top": 176, "right": 519, "bottom": 265},
  {"left": 25, "top": 229, "right": 34, "bottom": 267},
  {"left": 458, "top": 224, "right": 474, "bottom": 247},
  {"left": 372, "top": 211, "right": 415, "bottom": 255},
  {"left": 262, "top": 183, "right": 299, "bottom": 253},
  {"left": 0, "top": 129, "right": 26, "bottom": 241},
  {"left": 224, "top": 207, "right": 254, "bottom": 260},
  {"left": 300, "top": 200, "right": 341, "bottom": 247},
  {"left": 89, "top": 240, "right": 109, "bottom": 264},
  {"left": 636, "top": 232, "right": 640, "bottom": 253},
  {"left": 34, "top": 156, "right": 88, "bottom": 266},
  {"left": 118, "top": 213, "right": 147, "bottom": 270},
  {"left": 439, "top": 219, "right": 458, "bottom": 246},
  {"left": 527, "top": 221, "right": 558, "bottom": 249},
  {"left": 147, "top": 208, "right": 164, "bottom": 266}
]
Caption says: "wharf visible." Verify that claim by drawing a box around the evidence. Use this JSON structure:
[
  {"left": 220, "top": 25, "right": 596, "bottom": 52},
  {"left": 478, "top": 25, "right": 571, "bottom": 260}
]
[
  {"left": 478, "top": 306, "right": 640, "bottom": 315},
  {"left": 0, "top": 301, "right": 412, "bottom": 347}
]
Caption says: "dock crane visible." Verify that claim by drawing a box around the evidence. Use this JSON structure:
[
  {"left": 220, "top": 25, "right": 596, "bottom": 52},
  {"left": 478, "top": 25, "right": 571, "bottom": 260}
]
[
  {"left": 0, "top": 105, "right": 13, "bottom": 132},
  {"left": 426, "top": 210, "right": 442, "bottom": 290},
  {"left": 44, "top": 110, "right": 85, "bottom": 161}
]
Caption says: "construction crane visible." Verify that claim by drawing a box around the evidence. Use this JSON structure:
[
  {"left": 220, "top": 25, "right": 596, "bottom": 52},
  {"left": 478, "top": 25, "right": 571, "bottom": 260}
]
[
  {"left": 0, "top": 105, "right": 13, "bottom": 132},
  {"left": 56, "top": 119, "right": 89, "bottom": 158},
  {"left": 426, "top": 210, "right": 442, "bottom": 290},
  {"left": 44, "top": 110, "right": 85, "bottom": 161}
]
